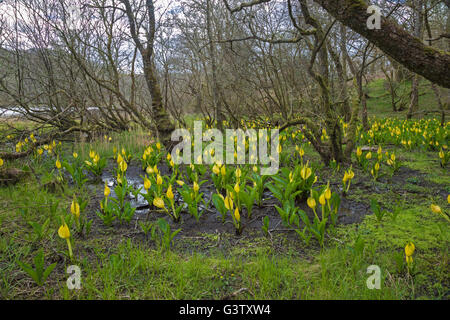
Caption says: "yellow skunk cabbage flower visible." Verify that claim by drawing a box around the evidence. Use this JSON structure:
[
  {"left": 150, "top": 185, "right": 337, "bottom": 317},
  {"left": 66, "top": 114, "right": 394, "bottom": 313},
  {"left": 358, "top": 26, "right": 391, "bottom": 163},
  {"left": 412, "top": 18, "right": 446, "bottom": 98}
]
[
  {"left": 224, "top": 196, "right": 233, "bottom": 211},
  {"left": 343, "top": 169, "right": 355, "bottom": 183},
  {"left": 117, "top": 154, "right": 123, "bottom": 164},
  {"left": 146, "top": 166, "right": 154, "bottom": 175},
  {"left": 319, "top": 193, "right": 326, "bottom": 206},
  {"left": 406, "top": 255, "right": 413, "bottom": 265},
  {"left": 366, "top": 152, "right": 372, "bottom": 160},
  {"left": 212, "top": 164, "right": 220, "bottom": 175},
  {"left": 58, "top": 224, "right": 70, "bottom": 239},
  {"left": 58, "top": 222, "right": 73, "bottom": 259},
  {"left": 307, "top": 197, "right": 316, "bottom": 210},
  {"left": 156, "top": 175, "right": 163, "bottom": 186},
  {"left": 234, "top": 183, "right": 240, "bottom": 194},
  {"left": 153, "top": 197, "right": 165, "bottom": 209},
  {"left": 300, "top": 166, "right": 312, "bottom": 180},
  {"left": 447, "top": 194, "right": 450, "bottom": 204},
  {"left": 221, "top": 165, "right": 226, "bottom": 177},
  {"left": 71, "top": 198, "right": 80, "bottom": 218},
  {"left": 56, "top": 158, "right": 62, "bottom": 169},
  {"left": 119, "top": 160, "right": 127, "bottom": 173},
  {"left": 348, "top": 169, "right": 355, "bottom": 180},
  {"left": 176, "top": 180, "right": 185, "bottom": 186},
  {"left": 299, "top": 148, "right": 305, "bottom": 157},
  {"left": 89, "top": 150, "right": 95, "bottom": 159},
  {"left": 234, "top": 208, "right": 241, "bottom": 222},
  {"left": 166, "top": 185, "right": 174, "bottom": 201},
  {"left": 37, "top": 148, "right": 43, "bottom": 156},
  {"left": 235, "top": 168, "right": 242, "bottom": 179},
  {"left": 193, "top": 181, "right": 200, "bottom": 193},
  {"left": 356, "top": 147, "right": 362, "bottom": 158},
  {"left": 405, "top": 242, "right": 415, "bottom": 257},
  {"left": 0, "top": 158, "right": 3, "bottom": 167},
  {"left": 144, "top": 177, "right": 151, "bottom": 191},
  {"left": 167, "top": 153, "right": 172, "bottom": 161},
  {"left": 73, "top": 152, "right": 78, "bottom": 159},
  {"left": 156, "top": 142, "right": 161, "bottom": 151},
  {"left": 324, "top": 185, "right": 331, "bottom": 200},
  {"left": 430, "top": 204, "right": 442, "bottom": 214},
  {"left": 104, "top": 184, "right": 111, "bottom": 197}
]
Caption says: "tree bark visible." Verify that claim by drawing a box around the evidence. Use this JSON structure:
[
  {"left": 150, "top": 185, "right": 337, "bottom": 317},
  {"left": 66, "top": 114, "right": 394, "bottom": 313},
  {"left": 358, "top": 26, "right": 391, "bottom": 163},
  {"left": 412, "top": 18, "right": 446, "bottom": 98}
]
[
  {"left": 407, "top": 0, "right": 423, "bottom": 120},
  {"left": 121, "top": 0, "right": 175, "bottom": 149},
  {"left": 206, "top": 0, "right": 224, "bottom": 128},
  {"left": 312, "top": 0, "right": 450, "bottom": 88}
]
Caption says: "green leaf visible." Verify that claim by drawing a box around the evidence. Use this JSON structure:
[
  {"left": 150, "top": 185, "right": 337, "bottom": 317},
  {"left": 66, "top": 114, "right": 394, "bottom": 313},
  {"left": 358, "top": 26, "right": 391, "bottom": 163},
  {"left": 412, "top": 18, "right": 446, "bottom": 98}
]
[
  {"left": 370, "top": 199, "right": 380, "bottom": 215},
  {"left": 42, "top": 263, "right": 57, "bottom": 283}
]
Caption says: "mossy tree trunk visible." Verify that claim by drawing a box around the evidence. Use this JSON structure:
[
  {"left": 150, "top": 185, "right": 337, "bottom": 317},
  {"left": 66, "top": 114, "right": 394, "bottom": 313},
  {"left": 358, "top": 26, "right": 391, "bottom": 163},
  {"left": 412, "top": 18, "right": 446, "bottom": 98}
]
[
  {"left": 407, "top": 0, "right": 423, "bottom": 120},
  {"left": 313, "top": 0, "right": 450, "bottom": 89},
  {"left": 121, "top": 0, "right": 175, "bottom": 150}
]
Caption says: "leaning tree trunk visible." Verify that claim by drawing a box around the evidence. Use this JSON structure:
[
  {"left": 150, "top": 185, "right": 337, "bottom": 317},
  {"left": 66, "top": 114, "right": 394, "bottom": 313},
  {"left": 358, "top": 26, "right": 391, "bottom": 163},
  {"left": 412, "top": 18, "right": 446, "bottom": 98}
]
[{"left": 313, "top": 0, "right": 450, "bottom": 89}]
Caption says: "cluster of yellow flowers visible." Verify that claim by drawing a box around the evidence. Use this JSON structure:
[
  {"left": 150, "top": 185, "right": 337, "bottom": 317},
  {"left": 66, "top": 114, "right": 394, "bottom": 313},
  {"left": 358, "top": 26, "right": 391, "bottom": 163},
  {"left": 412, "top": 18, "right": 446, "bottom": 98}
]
[
  {"left": 360, "top": 118, "right": 448, "bottom": 151},
  {"left": 39, "top": 140, "right": 60, "bottom": 155},
  {"left": 85, "top": 150, "right": 101, "bottom": 167},
  {"left": 212, "top": 162, "right": 226, "bottom": 176},
  {"left": 307, "top": 185, "right": 331, "bottom": 214},
  {"left": 142, "top": 145, "right": 154, "bottom": 161}
]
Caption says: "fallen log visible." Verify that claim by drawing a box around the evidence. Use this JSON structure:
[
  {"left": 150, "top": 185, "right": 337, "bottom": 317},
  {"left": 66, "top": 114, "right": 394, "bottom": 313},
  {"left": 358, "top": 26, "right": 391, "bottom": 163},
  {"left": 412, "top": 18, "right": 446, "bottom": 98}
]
[{"left": 0, "top": 168, "right": 29, "bottom": 185}]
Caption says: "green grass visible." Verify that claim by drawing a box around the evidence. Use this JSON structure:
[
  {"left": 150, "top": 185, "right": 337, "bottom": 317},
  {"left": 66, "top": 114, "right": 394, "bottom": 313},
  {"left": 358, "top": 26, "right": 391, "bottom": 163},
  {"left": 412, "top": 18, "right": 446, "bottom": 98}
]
[
  {"left": 56, "top": 240, "right": 415, "bottom": 300},
  {"left": 367, "top": 78, "right": 440, "bottom": 119}
]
